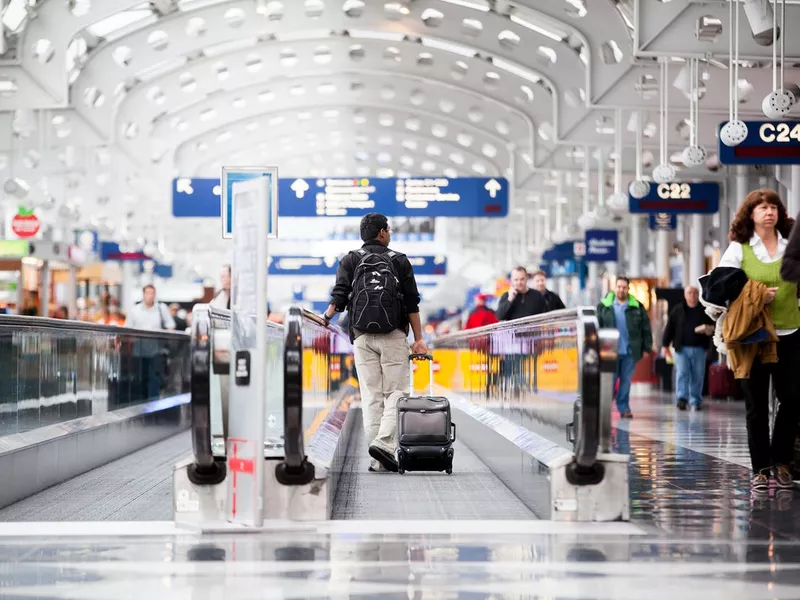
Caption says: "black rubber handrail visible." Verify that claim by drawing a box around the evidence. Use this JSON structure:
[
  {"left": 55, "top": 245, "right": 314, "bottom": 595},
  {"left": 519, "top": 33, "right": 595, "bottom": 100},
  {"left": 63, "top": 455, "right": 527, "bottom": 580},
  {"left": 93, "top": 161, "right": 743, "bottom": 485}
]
[
  {"left": 187, "top": 305, "right": 226, "bottom": 485},
  {"left": 0, "top": 314, "right": 189, "bottom": 339},
  {"left": 275, "top": 306, "right": 315, "bottom": 485}
]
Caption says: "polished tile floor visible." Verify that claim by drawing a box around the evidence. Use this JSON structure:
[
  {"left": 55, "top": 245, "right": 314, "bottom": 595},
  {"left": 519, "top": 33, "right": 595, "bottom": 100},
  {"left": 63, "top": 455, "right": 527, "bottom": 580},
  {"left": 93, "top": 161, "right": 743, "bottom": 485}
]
[{"left": 2, "top": 393, "right": 800, "bottom": 599}]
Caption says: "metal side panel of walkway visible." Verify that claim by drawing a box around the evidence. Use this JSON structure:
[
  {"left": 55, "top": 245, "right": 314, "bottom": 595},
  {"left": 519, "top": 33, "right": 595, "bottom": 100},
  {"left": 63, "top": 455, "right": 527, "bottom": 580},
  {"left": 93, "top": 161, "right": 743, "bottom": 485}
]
[
  {"left": 0, "top": 432, "right": 190, "bottom": 522},
  {"left": 331, "top": 414, "right": 536, "bottom": 521}
]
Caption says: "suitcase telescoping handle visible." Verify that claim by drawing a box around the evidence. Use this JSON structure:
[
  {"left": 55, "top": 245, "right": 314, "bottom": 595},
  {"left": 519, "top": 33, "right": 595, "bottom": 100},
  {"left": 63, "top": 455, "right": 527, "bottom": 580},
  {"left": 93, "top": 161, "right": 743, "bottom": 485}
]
[{"left": 409, "top": 353, "right": 434, "bottom": 397}]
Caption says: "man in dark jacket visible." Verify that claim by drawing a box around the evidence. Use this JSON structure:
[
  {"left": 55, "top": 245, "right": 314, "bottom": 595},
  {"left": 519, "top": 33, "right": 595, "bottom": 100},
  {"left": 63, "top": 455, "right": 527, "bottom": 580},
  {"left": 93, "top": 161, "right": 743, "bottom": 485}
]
[
  {"left": 322, "top": 213, "right": 427, "bottom": 473},
  {"left": 596, "top": 276, "right": 653, "bottom": 419},
  {"left": 662, "top": 286, "right": 714, "bottom": 411},
  {"left": 531, "top": 270, "right": 566, "bottom": 313},
  {"left": 496, "top": 266, "right": 546, "bottom": 321}
]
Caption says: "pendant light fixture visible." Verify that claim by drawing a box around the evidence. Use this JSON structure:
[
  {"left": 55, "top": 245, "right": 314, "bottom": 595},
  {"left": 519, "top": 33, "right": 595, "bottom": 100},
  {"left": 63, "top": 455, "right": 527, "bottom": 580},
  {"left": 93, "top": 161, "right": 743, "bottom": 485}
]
[
  {"left": 720, "top": 0, "right": 749, "bottom": 146},
  {"left": 762, "top": 0, "right": 794, "bottom": 118},
  {"left": 682, "top": 57, "right": 707, "bottom": 167},
  {"left": 653, "top": 59, "right": 677, "bottom": 183}
]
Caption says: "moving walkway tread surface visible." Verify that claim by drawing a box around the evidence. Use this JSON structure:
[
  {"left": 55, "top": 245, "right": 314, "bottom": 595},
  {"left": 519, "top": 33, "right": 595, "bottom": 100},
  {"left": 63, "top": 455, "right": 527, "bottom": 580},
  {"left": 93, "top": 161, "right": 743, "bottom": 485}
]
[
  {"left": 0, "top": 432, "right": 190, "bottom": 522},
  {"left": 332, "top": 420, "right": 537, "bottom": 520}
]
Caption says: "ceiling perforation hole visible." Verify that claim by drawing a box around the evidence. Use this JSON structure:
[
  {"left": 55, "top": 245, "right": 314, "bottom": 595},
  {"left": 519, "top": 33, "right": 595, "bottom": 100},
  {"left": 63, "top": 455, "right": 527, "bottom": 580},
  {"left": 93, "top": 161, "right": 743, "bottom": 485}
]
[
  {"left": 496, "top": 121, "right": 509, "bottom": 135},
  {"left": 385, "top": 2, "right": 410, "bottom": 20},
  {"left": 349, "top": 44, "right": 365, "bottom": 61},
  {"left": 400, "top": 155, "right": 414, "bottom": 167},
  {"left": 246, "top": 54, "right": 263, "bottom": 72},
  {"left": 421, "top": 161, "right": 436, "bottom": 173},
  {"left": 83, "top": 86, "right": 105, "bottom": 108},
  {"left": 146, "top": 86, "right": 165, "bottom": 105},
  {"left": 233, "top": 97, "right": 246, "bottom": 109},
  {"left": 410, "top": 90, "right": 425, "bottom": 106},
  {"left": 380, "top": 86, "right": 396, "bottom": 100},
  {"left": 457, "top": 133, "right": 473, "bottom": 147},
  {"left": 462, "top": 18, "right": 483, "bottom": 36},
  {"left": 444, "top": 167, "right": 458, "bottom": 178},
  {"left": 258, "top": 90, "right": 275, "bottom": 102},
  {"left": 377, "top": 152, "right": 392, "bottom": 164},
  {"left": 538, "top": 122, "right": 553, "bottom": 141},
  {"left": 483, "top": 71, "right": 500, "bottom": 89},
  {"left": 537, "top": 46, "right": 557, "bottom": 65},
  {"left": 112, "top": 46, "right": 133, "bottom": 67},
  {"left": 449, "top": 152, "right": 464, "bottom": 165},
  {"left": 439, "top": 99, "right": 455, "bottom": 114},
  {"left": 421, "top": 8, "right": 444, "bottom": 27},
  {"left": 179, "top": 73, "right": 196, "bottom": 93},
  {"left": 426, "top": 144, "right": 441, "bottom": 157},
  {"left": 451, "top": 61, "right": 468, "bottom": 80},
  {"left": 417, "top": 52, "right": 434, "bottom": 67},
  {"left": 298, "top": 112, "right": 313, "bottom": 121},
  {"left": 314, "top": 46, "right": 332, "bottom": 64},
  {"left": 217, "top": 131, "right": 232, "bottom": 143},
  {"left": 472, "top": 162, "right": 487, "bottom": 175},
  {"left": 564, "top": 87, "right": 585, "bottom": 107},
  {"left": 498, "top": 30, "right": 520, "bottom": 49},
  {"left": 290, "top": 85, "right": 306, "bottom": 96},
  {"left": 318, "top": 83, "right": 336, "bottom": 94},
  {"left": 214, "top": 61, "right": 229, "bottom": 80},
  {"left": 34, "top": 39, "right": 54, "bottom": 64},
  {"left": 565, "top": 0, "right": 588, "bottom": 18},
  {"left": 304, "top": 0, "right": 325, "bottom": 18},
  {"left": 280, "top": 49, "right": 298, "bottom": 67},
  {"left": 70, "top": 0, "right": 91, "bottom": 17},
  {"left": 405, "top": 119, "right": 420, "bottom": 132},
  {"left": 383, "top": 46, "right": 401, "bottom": 62},
  {"left": 148, "top": 30, "right": 169, "bottom": 51},
  {"left": 225, "top": 8, "right": 246, "bottom": 28},
  {"left": 600, "top": 40, "right": 624, "bottom": 64},
  {"left": 379, "top": 114, "right": 395, "bottom": 127},
  {"left": 520, "top": 85, "right": 534, "bottom": 103},
  {"left": 378, "top": 135, "right": 393, "bottom": 146},
  {"left": 468, "top": 108, "right": 483, "bottom": 123},
  {"left": 195, "top": 142, "right": 208, "bottom": 152},
  {"left": 482, "top": 143, "right": 497, "bottom": 158},
  {"left": 246, "top": 121, "right": 259, "bottom": 131},
  {"left": 122, "top": 122, "right": 139, "bottom": 140},
  {"left": 269, "top": 116, "right": 284, "bottom": 125},
  {"left": 262, "top": 1, "right": 284, "bottom": 20},
  {"left": 200, "top": 108, "right": 217, "bottom": 121},
  {"left": 402, "top": 139, "right": 418, "bottom": 150},
  {"left": 186, "top": 17, "right": 207, "bottom": 38},
  {"left": 350, "top": 81, "right": 364, "bottom": 93},
  {"left": 431, "top": 124, "right": 447, "bottom": 138},
  {"left": 343, "top": 0, "right": 365, "bottom": 18}
]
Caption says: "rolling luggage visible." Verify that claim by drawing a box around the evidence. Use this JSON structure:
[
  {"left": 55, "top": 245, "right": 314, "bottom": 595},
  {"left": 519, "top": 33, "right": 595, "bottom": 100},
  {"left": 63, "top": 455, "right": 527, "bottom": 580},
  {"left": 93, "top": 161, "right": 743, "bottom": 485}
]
[
  {"left": 396, "top": 353, "right": 456, "bottom": 475},
  {"left": 708, "top": 362, "right": 737, "bottom": 399}
]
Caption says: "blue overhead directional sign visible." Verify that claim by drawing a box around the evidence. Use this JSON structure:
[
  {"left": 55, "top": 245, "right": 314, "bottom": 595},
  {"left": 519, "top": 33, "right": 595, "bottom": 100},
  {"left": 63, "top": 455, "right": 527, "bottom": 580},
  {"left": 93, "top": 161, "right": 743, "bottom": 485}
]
[
  {"left": 718, "top": 121, "right": 800, "bottom": 165},
  {"left": 629, "top": 182, "right": 719, "bottom": 214},
  {"left": 173, "top": 176, "right": 509, "bottom": 232},
  {"left": 268, "top": 255, "right": 448, "bottom": 276}
]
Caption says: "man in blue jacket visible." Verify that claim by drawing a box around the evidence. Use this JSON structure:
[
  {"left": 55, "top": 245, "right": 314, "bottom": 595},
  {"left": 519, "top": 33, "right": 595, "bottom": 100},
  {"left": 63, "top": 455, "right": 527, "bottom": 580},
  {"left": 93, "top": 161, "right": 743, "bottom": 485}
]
[{"left": 596, "top": 276, "right": 653, "bottom": 419}]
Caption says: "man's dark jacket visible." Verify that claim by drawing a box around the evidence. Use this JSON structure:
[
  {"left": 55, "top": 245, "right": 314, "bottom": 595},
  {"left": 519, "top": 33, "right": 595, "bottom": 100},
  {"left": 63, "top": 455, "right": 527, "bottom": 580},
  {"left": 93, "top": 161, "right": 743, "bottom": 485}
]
[
  {"left": 496, "top": 289, "right": 546, "bottom": 321},
  {"left": 540, "top": 289, "right": 566, "bottom": 313},
  {"left": 662, "top": 302, "right": 713, "bottom": 352},
  {"left": 330, "top": 241, "right": 421, "bottom": 341}
]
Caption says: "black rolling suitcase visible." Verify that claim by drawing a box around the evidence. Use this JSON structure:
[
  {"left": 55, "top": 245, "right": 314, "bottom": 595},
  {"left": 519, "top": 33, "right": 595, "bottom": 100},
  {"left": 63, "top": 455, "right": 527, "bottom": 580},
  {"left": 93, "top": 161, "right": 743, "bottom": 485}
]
[{"left": 396, "top": 353, "right": 456, "bottom": 475}]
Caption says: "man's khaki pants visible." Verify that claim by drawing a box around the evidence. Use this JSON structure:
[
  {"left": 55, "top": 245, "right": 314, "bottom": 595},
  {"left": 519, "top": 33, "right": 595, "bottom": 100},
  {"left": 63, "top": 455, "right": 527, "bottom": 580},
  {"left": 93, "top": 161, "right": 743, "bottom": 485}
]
[{"left": 353, "top": 330, "right": 410, "bottom": 467}]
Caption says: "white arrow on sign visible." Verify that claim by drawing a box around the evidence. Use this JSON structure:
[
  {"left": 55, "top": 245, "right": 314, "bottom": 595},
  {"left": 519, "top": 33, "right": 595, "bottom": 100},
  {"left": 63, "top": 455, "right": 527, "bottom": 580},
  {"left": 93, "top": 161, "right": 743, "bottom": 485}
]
[
  {"left": 290, "top": 179, "right": 310, "bottom": 199},
  {"left": 484, "top": 178, "right": 501, "bottom": 199}
]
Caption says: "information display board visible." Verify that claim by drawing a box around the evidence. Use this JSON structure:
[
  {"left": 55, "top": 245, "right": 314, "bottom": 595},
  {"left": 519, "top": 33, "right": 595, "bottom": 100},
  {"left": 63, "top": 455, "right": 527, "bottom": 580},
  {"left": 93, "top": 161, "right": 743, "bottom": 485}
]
[
  {"left": 226, "top": 171, "right": 274, "bottom": 527},
  {"left": 585, "top": 230, "right": 618, "bottom": 263},
  {"left": 648, "top": 213, "right": 678, "bottom": 231},
  {"left": 718, "top": 121, "right": 800, "bottom": 165},
  {"left": 173, "top": 176, "right": 509, "bottom": 227},
  {"left": 628, "top": 182, "right": 719, "bottom": 214}
]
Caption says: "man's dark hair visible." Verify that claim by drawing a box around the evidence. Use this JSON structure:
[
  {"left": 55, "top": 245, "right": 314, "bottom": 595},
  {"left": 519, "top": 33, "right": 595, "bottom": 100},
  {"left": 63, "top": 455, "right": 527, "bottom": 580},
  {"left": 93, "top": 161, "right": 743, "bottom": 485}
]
[
  {"left": 531, "top": 269, "right": 546, "bottom": 278},
  {"left": 615, "top": 275, "right": 630, "bottom": 285},
  {"left": 143, "top": 284, "right": 156, "bottom": 293},
  {"left": 360, "top": 213, "right": 389, "bottom": 242},
  {"left": 511, "top": 266, "right": 528, "bottom": 276}
]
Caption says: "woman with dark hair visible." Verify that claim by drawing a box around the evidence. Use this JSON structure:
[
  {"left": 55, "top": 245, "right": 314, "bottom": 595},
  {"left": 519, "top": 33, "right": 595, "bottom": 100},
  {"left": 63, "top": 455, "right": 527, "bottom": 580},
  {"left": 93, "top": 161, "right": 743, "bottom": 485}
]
[{"left": 718, "top": 188, "right": 800, "bottom": 492}]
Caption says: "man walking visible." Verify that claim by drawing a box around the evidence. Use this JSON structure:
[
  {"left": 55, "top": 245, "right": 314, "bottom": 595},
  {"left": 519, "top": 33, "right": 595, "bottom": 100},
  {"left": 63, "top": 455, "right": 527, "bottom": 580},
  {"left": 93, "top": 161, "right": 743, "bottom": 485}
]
[
  {"left": 323, "top": 213, "right": 427, "bottom": 473},
  {"left": 530, "top": 270, "right": 566, "bottom": 313},
  {"left": 662, "top": 286, "right": 714, "bottom": 411},
  {"left": 496, "top": 266, "right": 546, "bottom": 321},
  {"left": 126, "top": 284, "right": 175, "bottom": 400},
  {"left": 597, "top": 276, "right": 653, "bottom": 419}
]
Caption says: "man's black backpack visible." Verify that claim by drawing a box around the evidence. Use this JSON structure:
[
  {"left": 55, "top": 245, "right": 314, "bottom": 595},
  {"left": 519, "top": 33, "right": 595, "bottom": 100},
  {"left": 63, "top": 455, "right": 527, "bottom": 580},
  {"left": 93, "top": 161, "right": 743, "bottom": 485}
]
[{"left": 348, "top": 248, "right": 404, "bottom": 334}]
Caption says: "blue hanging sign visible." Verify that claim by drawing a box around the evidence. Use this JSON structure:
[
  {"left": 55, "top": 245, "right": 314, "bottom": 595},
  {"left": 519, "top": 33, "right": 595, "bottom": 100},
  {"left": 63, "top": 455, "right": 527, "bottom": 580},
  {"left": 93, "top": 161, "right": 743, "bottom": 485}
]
[
  {"left": 585, "top": 230, "right": 618, "bottom": 263},
  {"left": 173, "top": 177, "right": 509, "bottom": 230},
  {"left": 267, "top": 255, "right": 448, "bottom": 276},
  {"left": 718, "top": 121, "right": 800, "bottom": 165},
  {"left": 648, "top": 213, "right": 678, "bottom": 231},
  {"left": 99, "top": 242, "right": 150, "bottom": 262},
  {"left": 628, "top": 182, "right": 719, "bottom": 214}
]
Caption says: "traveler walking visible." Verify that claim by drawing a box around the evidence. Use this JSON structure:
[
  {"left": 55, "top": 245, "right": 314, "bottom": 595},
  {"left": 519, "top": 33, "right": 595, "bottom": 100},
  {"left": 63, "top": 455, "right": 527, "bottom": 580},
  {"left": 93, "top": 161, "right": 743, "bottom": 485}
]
[
  {"left": 662, "top": 286, "right": 713, "bottom": 411},
  {"left": 465, "top": 294, "right": 499, "bottom": 329},
  {"left": 530, "top": 270, "right": 566, "bottom": 313},
  {"left": 597, "top": 276, "right": 653, "bottom": 419},
  {"left": 496, "top": 266, "right": 546, "bottom": 321},
  {"left": 126, "top": 284, "right": 175, "bottom": 400},
  {"left": 717, "top": 188, "right": 800, "bottom": 492},
  {"left": 322, "top": 213, "right": 427, "bottom": 473}
]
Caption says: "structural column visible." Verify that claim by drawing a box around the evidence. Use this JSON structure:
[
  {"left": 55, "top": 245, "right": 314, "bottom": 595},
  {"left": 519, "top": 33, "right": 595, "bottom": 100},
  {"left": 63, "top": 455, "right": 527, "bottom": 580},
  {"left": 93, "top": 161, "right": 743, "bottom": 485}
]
[
  {"left": 629, "top": 216, "right": 643, "bottom": 277},
  {"left": 790, "top": 165, "right": 800, "bottom": 218},
  {"left": 40, "top": 262, "right": 50, "bottom": 318},
  {"left": 656, "top": 231, "right": 670, "bottom": 286},
  {"left": 67, "top": 266, "right": 78, "bottom": 319},
  {"left": 735, "top": 165, "right": 748, "bottom": 207},
  {"left": 688, "top": 214, "right": 705, "bottom": 287}
]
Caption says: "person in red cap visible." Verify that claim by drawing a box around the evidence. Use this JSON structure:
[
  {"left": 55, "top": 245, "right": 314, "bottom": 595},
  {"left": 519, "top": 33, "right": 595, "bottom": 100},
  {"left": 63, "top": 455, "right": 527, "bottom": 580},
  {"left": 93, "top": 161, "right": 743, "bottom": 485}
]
[{"left": 465, "top": 294, "right": 499, "bottom": 330}]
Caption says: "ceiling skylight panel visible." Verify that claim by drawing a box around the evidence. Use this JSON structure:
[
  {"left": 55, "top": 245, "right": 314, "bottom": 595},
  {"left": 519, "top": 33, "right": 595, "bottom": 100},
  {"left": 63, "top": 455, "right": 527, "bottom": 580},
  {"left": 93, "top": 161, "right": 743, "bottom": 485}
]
[
  {"left": 420, "top": 37, "right": 475, "bottom": 58},
  {"left": 87, "top": 9, "right": 155, "bottom": 41}
]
